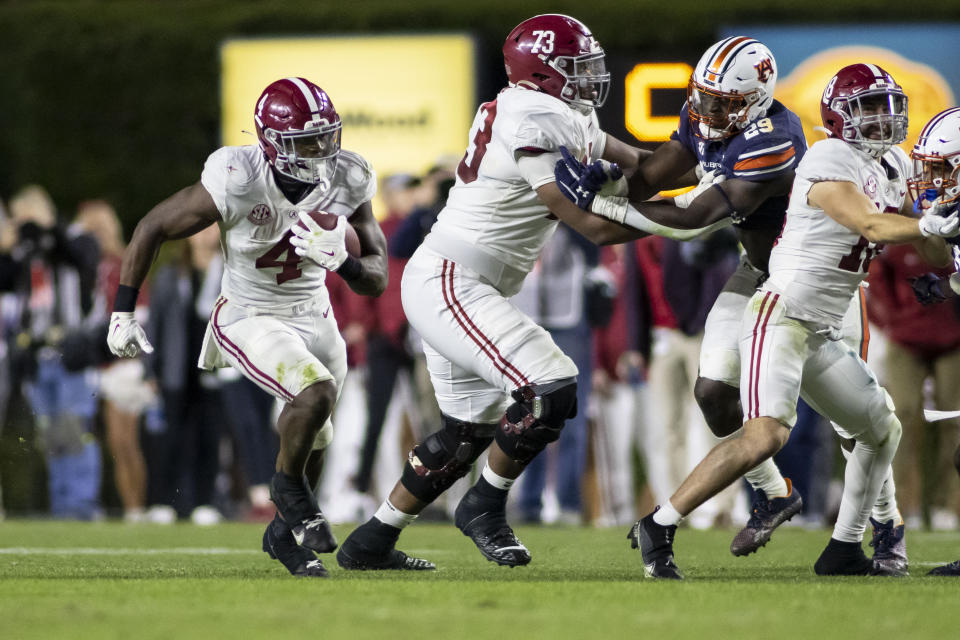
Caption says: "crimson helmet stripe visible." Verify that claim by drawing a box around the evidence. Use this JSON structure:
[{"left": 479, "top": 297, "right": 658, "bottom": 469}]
[
  {"left": 286, "top": 77, "right": 320, "bottom": 113},
  {"left": 863, "top": 63, "right": 885, "bottom": 80}
]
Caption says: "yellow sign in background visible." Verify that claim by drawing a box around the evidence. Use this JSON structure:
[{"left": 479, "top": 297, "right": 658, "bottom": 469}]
[{"left": 221, "top": 35, "right": 476, "bottom": 214}]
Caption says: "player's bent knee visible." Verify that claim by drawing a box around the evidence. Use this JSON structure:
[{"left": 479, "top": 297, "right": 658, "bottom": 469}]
[
  {"left": 742, "top": 417, "right": 790, "bottom": 460},
  {"left": 293, "top": 380, "right": 337, "bottom": 420},
  {"left": 401, "top": 414, "right": 497, "bottom": 503},
  {"left": 694, "top": 377, "right": 742, "bottom": 438},
  {"left": 495, "top": 378, "right": 578, "bottom": 465}
]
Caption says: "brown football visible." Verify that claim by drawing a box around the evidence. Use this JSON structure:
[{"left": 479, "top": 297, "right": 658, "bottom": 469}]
[{"left": 297, "top": 210, "right": 361, "bottom": 257}]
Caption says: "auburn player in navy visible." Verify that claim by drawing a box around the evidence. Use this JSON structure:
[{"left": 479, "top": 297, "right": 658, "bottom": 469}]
[{"left": 557, "top": 37, "right": 815, "bottom": 557}]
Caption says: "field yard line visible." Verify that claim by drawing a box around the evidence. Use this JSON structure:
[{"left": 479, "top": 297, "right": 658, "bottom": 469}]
[{"left": 0, "top": 547, "right": 260, "bottom": 555}]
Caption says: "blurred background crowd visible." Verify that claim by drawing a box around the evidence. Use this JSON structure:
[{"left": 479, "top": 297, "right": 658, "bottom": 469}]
[
  {"left": 2, "top": 165, "right": 958, "bottom": 532},
  {"left": 1, "top": 1, "right": 959, "bottom": 533}
]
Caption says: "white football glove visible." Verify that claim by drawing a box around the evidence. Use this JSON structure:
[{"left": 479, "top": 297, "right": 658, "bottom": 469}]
[
  {"left": 107, "top": 311, "right": 153, "bottom": 358},
  {"left": 918, "top": 202, "right": 960, "bottom": 238},
  {"left": 673, "top": 170, "right": 726, "bottom": 209},
  {"left": 289, "top": 212, "right": 348, "bottom": 271}
]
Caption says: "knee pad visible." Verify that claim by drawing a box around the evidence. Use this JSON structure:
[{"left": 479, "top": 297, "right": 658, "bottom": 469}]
[
  {"left": 311, "top": 421, "right": 334, "bottom": 451},
  {"left": 693, "top": 377, "right": 742, "bottom": 438},
  {"left": 495, "top": 379, "right": 578, "bottom": 465},
  {"left": 401, "top": 414, "right": 496, "bottom": 503}
]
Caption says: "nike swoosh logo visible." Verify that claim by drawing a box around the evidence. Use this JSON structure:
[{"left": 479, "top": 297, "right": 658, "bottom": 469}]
[
  {"left": 320, "top": 250, "right": 334, "bottom": 257},
  {"left": 292, "top": 529, "right": 305, "bottom": 545},
  {"left": 322, "top": 307, "right": 330, "bottom": 318}
]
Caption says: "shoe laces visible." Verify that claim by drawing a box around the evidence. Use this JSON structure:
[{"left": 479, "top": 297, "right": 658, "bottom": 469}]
[{"left": 869, "top": 520, "right": 898, "bottom": 554}]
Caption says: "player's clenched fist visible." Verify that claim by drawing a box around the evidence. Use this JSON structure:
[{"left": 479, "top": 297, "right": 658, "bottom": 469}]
[
  {"left": 290, "top": 211, "right": 348, "bottom": 270},
  {"left": 107, "top": 311, "right": 153, "bottom": 358}
]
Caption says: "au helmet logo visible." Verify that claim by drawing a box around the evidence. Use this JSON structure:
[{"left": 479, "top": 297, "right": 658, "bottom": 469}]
[{"left": 754, "top": 58, "right": 774, "bottom": 83}]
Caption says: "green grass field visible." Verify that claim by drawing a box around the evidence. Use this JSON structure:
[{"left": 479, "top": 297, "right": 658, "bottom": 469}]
[{"left": 0, "top": 520, "right": 957, "bottom": 639}]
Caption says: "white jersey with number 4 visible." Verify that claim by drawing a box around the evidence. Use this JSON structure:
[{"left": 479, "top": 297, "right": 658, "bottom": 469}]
[
  {"left": 200, "top": 145, "right": 376, "bottom": 307},
  {"left": 765, "top": 138, "right": 909, "bottom": 327},
  {"left": 427, "top": 86, "right": 606, "bottom": 293}
]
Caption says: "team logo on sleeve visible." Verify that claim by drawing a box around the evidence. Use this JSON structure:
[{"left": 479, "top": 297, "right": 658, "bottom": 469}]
[
  {"left": 247, "top": 204, "right": 272, "bottom": 225},
  {"left": 864, "top": 175, "right": 878, "bottom": 198}
]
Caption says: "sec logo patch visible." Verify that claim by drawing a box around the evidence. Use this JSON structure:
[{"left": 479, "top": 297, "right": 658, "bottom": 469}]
[{"left": 247, "top": 204, "right": 272, "bottom": 225}]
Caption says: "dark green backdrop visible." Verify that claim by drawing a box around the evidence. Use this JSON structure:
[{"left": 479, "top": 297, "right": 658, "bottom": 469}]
[{"left": 2, "top": 0, "right": 958, "bottom": 231}]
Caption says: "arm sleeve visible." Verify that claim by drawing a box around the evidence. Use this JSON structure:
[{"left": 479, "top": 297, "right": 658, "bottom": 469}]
[
  {"left": 513, "top": 111, "right": 586, "bottom": 189},
  {"left": 729, "top": 136, "right": 799, "bottom": 182},
  {"left": 341, "top": 152, "right": 378, "bottom": 205}
]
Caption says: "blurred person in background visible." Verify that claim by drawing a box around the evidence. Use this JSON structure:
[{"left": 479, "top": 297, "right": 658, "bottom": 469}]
[
  {"left": 107, "top": 77, "right": 388, "bottom": 579},
  {"left": 867, "top": 244, "right": 960, "bottom": 531},
  {"left": 76, "top": 199, "right": 156, "bottom": 523},
  {"left": 353, "top": 173, "right": 420, "bottom": 498},
  {"left": 0, "top": 185, "right": 103, "bottom": 520},
  {"left": 511, "top": 224, "right": 611, "bottom": 524},
  {"left": 589, "top": 242, "right": 650, "bottom": 527},
  {"left": 144, "top": 225, "right": 225, "bottom": 526}
]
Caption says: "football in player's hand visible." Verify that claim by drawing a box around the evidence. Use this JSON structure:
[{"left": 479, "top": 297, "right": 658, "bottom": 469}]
[{"left": 297, "top": 211, "right": 362, "bottom": 257}]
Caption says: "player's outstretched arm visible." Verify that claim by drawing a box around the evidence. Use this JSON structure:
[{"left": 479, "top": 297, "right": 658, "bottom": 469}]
[
  {"left": 899, "top": 194, "right": 954, "bottom": 268},
  {"left": 120, "top": 181, "right": 221, "bottom": 289},
  {"left": 811, "top": 180, "right": 955, "bottom": 264},
  {"left": 615, "top": 138, "right": 699, "bottom": 202},
  {"left": 537, "top": 181, "right": 648, "bottom": 246},
  {"left": 342, "top": 200, "right": 388, "bottom": 297}
]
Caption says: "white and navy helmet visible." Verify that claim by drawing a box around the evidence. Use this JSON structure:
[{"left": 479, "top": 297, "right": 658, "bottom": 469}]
[
  {"left": 907, "top": 107, "right": 960, "bottom": 206},
  {"left": 688, "top": 37, "right": 777, "bottom": 140}
]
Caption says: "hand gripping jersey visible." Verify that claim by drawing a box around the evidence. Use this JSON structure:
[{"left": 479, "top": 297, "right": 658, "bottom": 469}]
[
  {"left": 425, "top": 86, "right": 606, "bottom": 296},
  {"left": 671, "top": 100, "right": 807, "bottom": 233},
  {"left": 200, "top": 145, "right": 376, "bottom": 307},
  {"left": 767, "top": 138, "right": 910, "bottom": 327}
]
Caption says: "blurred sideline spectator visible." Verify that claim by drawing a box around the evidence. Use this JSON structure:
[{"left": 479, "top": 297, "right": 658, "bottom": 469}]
[
  {"left": 511, "top": 225, "right": 612, "bottom": 524},
  {"left": 144, "top": 225, "right": 224, "bottom": 525},
  {"left": 637, "top": 233, "right": 742, "bottom": 528},
  {"left": 76, "top": 199, "right": 156, "bottom": 523},
  {"left": 1, "top": 185, "right": 103, "bottom": 519},
  {"left": 868, "top": 243, "right": 960, "bottom": 530}
]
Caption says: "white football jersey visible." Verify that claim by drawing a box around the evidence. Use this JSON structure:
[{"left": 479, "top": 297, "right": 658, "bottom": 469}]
[
  {"left": 766, "top": 138, "right": 909, "bottom": 327},
  {"left": 429, "top": 87, "right": 606, "bottom": 281},
  {"left": 200, "top": 145, "right": 376, "bottom": 307}
]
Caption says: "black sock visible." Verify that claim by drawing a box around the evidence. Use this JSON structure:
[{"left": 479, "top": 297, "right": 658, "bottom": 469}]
[
  {"left": 356, "top": 517, "right": 402, "bottom": 548},
  {"left": 472, "top": 476, "right": 509, "bottom": 504}
]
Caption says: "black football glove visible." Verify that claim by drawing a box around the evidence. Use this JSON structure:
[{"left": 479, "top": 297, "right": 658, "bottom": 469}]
[{"left": 909, "top": 272, "right": 947, "bottom": 306}]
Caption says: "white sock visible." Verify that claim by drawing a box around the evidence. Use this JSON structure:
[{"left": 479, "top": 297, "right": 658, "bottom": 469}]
[
  {"left": 482, "top": 463, "right": 516, "bottom": 491},
  {"left": 652, "top": 500, "right": 683, "bottom": 527},
  {"left": 743, "top": 457, "right": 789, "bottom": 498},
  {"left": 840, "top": 446, "right": 900, "bottom": 524},
  {"left": 374, "top": 499, "right": 418, "bottom": 530}
]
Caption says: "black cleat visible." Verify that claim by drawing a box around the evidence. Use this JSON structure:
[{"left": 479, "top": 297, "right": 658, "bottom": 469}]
[
  {"left": 454, "top": 488, "right": 531, "bottom": 567},
  {"left": 814, "top": 538, "right": 873, "bottom": 576},
  {"left": 730, "top": 480, "right": 803, "bottom": 556},
  {"left": 262, "top": 514, "right": 328, "bottom": 578},
  {"left": 628, "top": 512, "right": 683, "bottom": 580},
  {"left": 869, "top": 517, "right": 908, "bottom": 576},
  {"left": 336, "top": 524, "right": 435, "bottom": 571},
  {"left": 928, "top": 559, "right": 960, "bottom": 576},
  {"left": 269, "top": 471, "right": 337, "bottom": 553}
]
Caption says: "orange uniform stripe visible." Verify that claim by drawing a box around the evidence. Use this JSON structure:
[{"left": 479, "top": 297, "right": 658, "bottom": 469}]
[
  {"left": 734, "top": 148, "right": 796, "bottom": 171},
  {"left": 858, "top": 287, "right": 870, "bottom": 362}
]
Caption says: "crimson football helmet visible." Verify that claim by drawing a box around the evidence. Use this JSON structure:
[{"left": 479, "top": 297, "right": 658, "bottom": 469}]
[
  {"left": 503, "top": 14, "right": 610, "bottom": 111},
  {"left": 254, "top": 77, "right": 342, "bottom": 187},
  {"left": 820, "top": 64, "right": 908, "bottom": 159},
  {"left": 687, "top": 37, "right": 777, "bottom": 140},
  {"left": 908, "top": 107, "right": 960, "bottom": 206}
]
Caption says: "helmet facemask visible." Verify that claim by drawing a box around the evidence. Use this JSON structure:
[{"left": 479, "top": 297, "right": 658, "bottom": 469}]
[
  {"left": 833, "top": 90, "right": 908, "bottom": 159},
  {"left": 265, "top": 120, "right": 342, "bottom": 188},
  {"left": 553, "top": 51, "right": 610, "bottom": 112},
  {"left": 688, "top": 80, "right": 764, "bottom": 140},
  {"left": 908, "top": 152, "right": 960, "bottom": 205}
]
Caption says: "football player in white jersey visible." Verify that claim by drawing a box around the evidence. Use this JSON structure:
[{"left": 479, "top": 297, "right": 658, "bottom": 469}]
[
  {"left": 106, "top": 77, "right": 392, "bottom": 578},
  {"left": 335, "top": 14, "right": 711, "bottom": 570},
  {"left": 626, "top": 64, "right": 958, "bottom": 579},
  {"left": 556, "top": 38, "right": 909, "bottom": 566}
]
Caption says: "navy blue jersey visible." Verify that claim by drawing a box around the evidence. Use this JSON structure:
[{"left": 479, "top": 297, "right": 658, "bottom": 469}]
[{"left": 670, "top": 100, "right": 807, "bottom": 232}]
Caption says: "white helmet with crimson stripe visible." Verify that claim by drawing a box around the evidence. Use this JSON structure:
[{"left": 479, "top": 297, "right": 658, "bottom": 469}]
[{"left": 688, "top": 37, "right": 777, "bottom": 140}]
